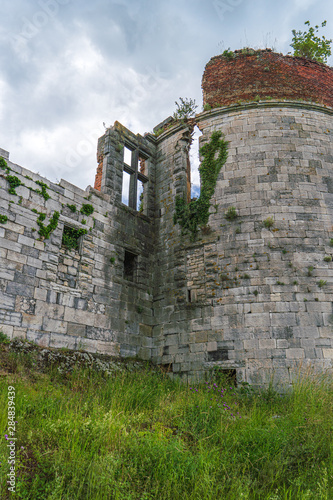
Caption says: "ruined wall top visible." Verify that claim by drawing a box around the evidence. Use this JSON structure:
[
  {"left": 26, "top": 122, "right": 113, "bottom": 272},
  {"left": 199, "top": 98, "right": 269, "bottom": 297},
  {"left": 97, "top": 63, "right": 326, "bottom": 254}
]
[{"left": 202, "top": 49, "right": 333, "bottom": 108}]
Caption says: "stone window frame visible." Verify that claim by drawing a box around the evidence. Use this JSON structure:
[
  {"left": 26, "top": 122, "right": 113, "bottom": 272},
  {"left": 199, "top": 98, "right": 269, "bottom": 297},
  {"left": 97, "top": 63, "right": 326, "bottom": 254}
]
[
  {"left": 122, "top": 143, "right": 149, "bottom": 212},
  {"left": 60, "top": 218, "right": 86, "bottom": 256}
]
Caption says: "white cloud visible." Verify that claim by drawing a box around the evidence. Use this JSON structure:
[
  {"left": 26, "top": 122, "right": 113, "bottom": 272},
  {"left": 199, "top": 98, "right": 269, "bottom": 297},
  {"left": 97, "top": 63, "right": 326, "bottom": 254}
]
[{"left": 0, "top": 0, "right": 332, "bottom": 189}]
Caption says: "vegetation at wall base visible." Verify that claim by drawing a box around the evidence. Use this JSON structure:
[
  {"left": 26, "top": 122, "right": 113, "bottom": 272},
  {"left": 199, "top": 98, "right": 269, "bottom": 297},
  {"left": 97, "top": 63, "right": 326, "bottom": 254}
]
[
  {"left": 1, "top": 342, "right": 333, "bottom": 499},
  {"left": 174, "top": 131, "right": 228, "bottom": 240}
]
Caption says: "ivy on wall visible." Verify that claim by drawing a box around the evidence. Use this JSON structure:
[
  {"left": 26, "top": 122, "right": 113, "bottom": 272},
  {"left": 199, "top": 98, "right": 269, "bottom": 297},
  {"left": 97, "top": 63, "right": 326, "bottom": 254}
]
[
  {"left": 62, "top": 226, "right": 87, "bottom": 251},
  {"left": 174, "top": 130, "right": 228, "bottom": 239},
  {"left": 37, "top": 211, "right": 60, "bottom": 239}
]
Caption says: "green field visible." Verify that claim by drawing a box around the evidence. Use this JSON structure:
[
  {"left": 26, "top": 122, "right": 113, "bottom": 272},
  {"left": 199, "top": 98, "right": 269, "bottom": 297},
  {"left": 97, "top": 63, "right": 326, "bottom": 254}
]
[{"left": 0, "top": 342, "right": 332, "bottom": 499}]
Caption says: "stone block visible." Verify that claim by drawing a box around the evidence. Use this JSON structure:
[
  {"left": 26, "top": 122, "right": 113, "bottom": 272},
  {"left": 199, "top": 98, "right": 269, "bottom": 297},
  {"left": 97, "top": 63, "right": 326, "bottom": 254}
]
[
  {"left": 12, "top": 327, "right": 27, "bottom": 340},
  {"left": 286, "top": 348, "right": 305, "bottom": 359},
  {"left": 67, "top": 323, "right": 87, "bottom": 337},
  {"left": 245, "top": 313, "right": 270, "bottom": 327},
  {"left": 27, "top": 330, "right": 50, "bottom": 346},
  {"left": 207, "top": 341, "right": 217, "bottom": 352},
  {"left": 96, "top": 341, "right": 120, "bottom": 356},
  {"left": 42, "top": 318, "right": 67, "bottom": 334},
  {"left": 259, "top": 339, "right": 276, "bottom": 349},
  {"left": 190, "top": 343, "right": 206, "bottom": 353},
  {"left": 322, "top": 349, "right": 333, "bottom": 359},
  {"left": 243, "top": 339, "right": 258, "bottom": 350},
  {"left": 270, "top": 313, "right": 296, "bottom": 327},
  {"left": 49, "top": 333, "right": 77, "bottom": 350}
]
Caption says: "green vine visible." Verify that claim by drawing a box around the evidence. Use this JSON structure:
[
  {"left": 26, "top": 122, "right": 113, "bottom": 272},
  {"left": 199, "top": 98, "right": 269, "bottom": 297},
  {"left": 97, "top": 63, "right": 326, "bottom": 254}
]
[
  {"left": 174, "top": 130, "right": 228, "bottom": 239},
  {"left": 67, "top": 204, "right": 77, "bottom": 213},
  {"left": 80, "top": 204, "right": 94, "bottom": 216},
  {"left": 35, "top": 180, "right": 50, "bottom": 201},
  {"left": 62, "top": 226, "right": 88, "bottom": 251},
  {"left": 0, "top": 158, "right": 10, "bottom": 173},
  {"left": 37, "top": 211, "right": 60, "bottom": 239},
  {"left": 6, "top": 175, "right": 22, "bottom": 195},
  {"left": 0, "top": 215, "right": 8, "bottom": 224}
]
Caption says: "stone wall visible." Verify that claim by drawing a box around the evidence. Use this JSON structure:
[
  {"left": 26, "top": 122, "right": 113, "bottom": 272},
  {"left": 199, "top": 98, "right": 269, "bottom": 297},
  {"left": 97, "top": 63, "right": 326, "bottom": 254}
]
[
  {"left": 202, "top": 49, "right": 333, "bottom": 108},
  {"left": 0, "top": 123, "right": 156, "bottom": 360}
]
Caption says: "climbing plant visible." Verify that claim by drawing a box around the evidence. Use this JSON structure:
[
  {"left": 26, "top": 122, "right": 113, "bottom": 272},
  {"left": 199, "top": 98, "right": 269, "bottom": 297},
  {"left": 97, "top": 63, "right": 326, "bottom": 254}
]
[
  {"left": 80, "top": 204, "right": 94, "bottom": 216},
  {"left": 6, "top": 175, "right": 22, "bottom": 195},
  {"left": 37, "top": 211, "right": 60, "bottom": 239},
  {"left": 0, "top": 157, "right": 10, "bottom": 173},
  {"left": 174, "top": 130, "right": 228, "bottom": 239},
  {"left": 62, "top": 226, "right": 87, "bottom": 251},
  {"left": 35, "top": 180, "right": 50, "bottom": 201}
]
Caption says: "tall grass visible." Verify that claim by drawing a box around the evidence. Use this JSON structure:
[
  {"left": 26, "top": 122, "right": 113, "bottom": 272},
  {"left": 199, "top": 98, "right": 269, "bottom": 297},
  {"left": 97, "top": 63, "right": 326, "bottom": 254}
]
[{"left": 0, "top": 351, "right": 333, "bottom": 499}]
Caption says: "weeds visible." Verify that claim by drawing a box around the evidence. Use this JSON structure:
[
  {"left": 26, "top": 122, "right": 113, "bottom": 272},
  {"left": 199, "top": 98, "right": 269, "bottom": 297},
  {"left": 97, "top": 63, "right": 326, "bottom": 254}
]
[
  {"left": 263, "top": 217, "right": 274, "bottom": 229},
  {"left": 1, "top": 351, "right": 333, "bottom": 499},
  {"left": 225, "top": 206, "right": 238, "bottom": 221}
]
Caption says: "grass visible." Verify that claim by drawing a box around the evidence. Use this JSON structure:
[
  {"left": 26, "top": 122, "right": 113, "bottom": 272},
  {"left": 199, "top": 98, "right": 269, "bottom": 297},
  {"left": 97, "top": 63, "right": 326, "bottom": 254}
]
[{"left": 0, "top": 346, "right": 333, "bottom": 499}]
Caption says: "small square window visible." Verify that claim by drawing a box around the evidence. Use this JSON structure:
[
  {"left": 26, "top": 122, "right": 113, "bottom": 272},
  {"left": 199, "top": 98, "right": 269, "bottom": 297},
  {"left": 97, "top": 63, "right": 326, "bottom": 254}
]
[{"left": 61, "top": 226, "right": 86, "bottom": 252}]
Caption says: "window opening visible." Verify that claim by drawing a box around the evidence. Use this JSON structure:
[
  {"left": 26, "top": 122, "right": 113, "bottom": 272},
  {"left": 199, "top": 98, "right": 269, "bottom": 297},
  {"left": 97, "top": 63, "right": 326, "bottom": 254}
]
[
  {"left": 139, "top": 155, "right": 147, "bottom": 175},
  {"left": 124, "top": 250, "right": 137, "bottom": 281},
  {"left": 122, "top": 170, "right": 131, "bottom": 205},
  {"left": 137, "top": 180, "right": 144, "bottom": 212},
  {"left": 210, "top": 368, "right": 237, "bottom": 386},
  {"left": 189, "top": 126, "right": 202, "bottom": 199},
  {"left": 123, "top": 146, "right": 132, "bottom": 167},
  {"left": 121, "top": 146, "right": 149, "bottom": 212},
  {"left": 61, "top": 225, "right": 86, "bottom": 252}
]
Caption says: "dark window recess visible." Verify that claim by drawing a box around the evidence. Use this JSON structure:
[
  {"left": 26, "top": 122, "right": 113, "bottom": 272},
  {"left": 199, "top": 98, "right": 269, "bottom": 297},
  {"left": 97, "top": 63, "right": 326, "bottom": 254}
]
[
  {"left": 208, "top": 349, "right": 229, "bottom": 361},
  {"left": 187, "top": 289, "right": 197, "bottom": 303},
  {"left": 61, "top": 226, "right": 86, "bottom": 251},
  {"left": 159, "top": 363, "right": 173, "bottom": 373},
  {"left": 124, "top": 250, "right": 137, "bottom": 280},
  {"left": 212, "top": 368, "right": 237, "bottom": 385}
]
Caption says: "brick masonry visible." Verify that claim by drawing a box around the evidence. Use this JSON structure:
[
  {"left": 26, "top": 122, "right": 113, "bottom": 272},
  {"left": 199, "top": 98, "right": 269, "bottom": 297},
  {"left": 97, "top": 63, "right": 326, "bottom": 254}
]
[
  {"left": 1, "top": 53, "right": 333, "bottom": 387},
  {"left": 202, "top": 49, "right": 333, "bottom": 108}
]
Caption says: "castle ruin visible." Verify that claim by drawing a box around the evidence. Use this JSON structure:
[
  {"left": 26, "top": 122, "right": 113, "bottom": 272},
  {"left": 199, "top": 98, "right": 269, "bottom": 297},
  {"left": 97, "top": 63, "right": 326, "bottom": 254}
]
[{"left": 1, "top": 49, "right": 333, "bottom": 385}]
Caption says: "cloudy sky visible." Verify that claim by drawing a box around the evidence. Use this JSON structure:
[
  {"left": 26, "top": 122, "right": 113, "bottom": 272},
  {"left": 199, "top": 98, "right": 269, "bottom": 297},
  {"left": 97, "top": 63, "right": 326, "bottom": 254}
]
[{"left": 0, "top": 0, "right": 332, "bottom": 191}]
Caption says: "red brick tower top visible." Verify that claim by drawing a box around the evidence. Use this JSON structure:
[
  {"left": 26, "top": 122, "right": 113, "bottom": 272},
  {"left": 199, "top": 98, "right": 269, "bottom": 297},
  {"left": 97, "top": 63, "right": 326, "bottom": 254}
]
[{"left": 202, "top": 49, "right": 333, "bottom": 108}]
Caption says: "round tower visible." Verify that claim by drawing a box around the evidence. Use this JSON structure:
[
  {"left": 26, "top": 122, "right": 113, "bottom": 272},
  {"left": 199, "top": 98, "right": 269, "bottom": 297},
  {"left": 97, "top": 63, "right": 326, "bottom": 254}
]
[{"left": 192, "top": 50, "right": 333, "bottom": 385}]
